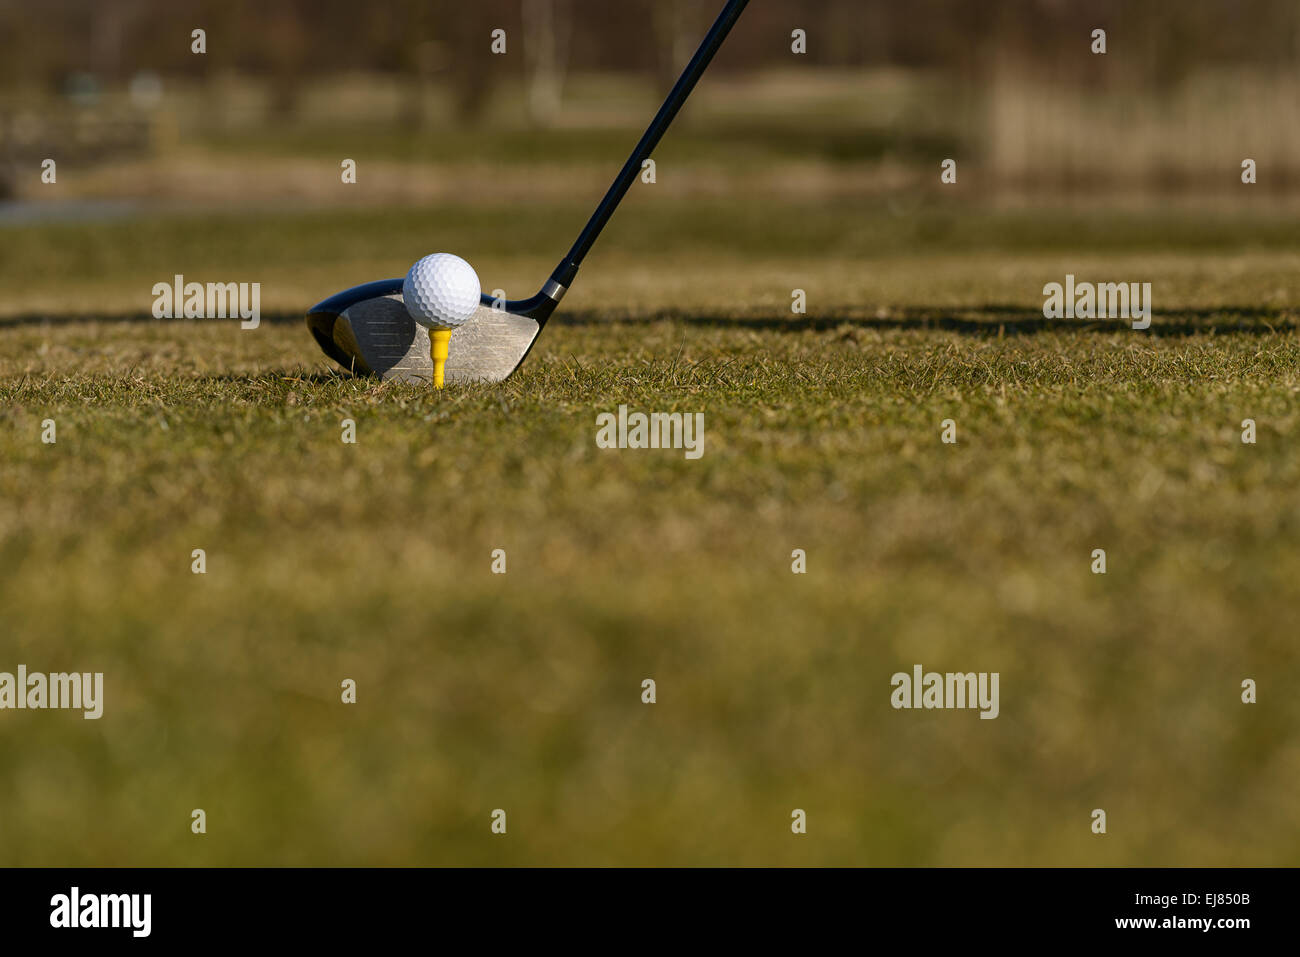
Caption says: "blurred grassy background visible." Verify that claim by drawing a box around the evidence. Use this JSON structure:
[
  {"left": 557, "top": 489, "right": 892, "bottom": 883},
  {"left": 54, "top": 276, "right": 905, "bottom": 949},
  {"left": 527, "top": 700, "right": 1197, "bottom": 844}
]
[{"left": 1, "top": 0, "right": 1298, "bottom": 865}]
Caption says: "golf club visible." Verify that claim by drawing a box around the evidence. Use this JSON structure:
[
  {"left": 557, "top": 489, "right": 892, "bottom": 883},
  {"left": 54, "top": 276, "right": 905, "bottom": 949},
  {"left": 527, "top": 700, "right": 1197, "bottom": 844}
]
[{"left": 307, "top": 0, "right": 750, "bottom": 384}]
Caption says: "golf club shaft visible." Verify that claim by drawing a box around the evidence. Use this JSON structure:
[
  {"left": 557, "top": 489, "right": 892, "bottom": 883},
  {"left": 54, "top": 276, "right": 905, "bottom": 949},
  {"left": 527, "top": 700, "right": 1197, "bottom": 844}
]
[{"left": 549, "top": 0, "right": 750, "bottom": 291}]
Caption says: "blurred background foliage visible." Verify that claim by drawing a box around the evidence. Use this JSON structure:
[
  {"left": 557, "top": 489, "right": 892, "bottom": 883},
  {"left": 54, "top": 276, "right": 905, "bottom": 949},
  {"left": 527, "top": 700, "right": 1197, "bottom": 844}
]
[{"left": 2, "top": 0, "right": 1300, "bottom": 204}]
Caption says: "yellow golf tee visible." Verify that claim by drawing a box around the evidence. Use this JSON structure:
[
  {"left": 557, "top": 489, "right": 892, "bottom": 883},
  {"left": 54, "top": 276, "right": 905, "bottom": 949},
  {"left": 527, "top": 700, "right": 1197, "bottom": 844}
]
[{"left": 430, "top": 328, "right": 452, "bottom": 388}]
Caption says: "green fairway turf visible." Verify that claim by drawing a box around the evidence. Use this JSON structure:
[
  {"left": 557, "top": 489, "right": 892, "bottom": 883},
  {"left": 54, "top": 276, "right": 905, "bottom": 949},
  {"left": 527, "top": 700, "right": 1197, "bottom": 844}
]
[{"left": 1, "top": 204, "right": 1297, "bottom": 865}]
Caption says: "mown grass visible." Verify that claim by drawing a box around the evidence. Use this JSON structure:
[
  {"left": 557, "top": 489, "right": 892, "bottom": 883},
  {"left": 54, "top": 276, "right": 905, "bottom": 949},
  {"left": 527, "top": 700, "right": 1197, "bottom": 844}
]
[
  {"left": 1, "top": 204, "right": 1298, "bottom": 865},
  {"left": 4, "top": 200, "right": 1299, "bottom": 318}
]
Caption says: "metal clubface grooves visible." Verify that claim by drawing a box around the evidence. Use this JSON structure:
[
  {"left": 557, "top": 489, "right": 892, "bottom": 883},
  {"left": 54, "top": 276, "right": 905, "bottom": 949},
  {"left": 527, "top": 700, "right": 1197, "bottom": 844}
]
[{"left": 309, "top": 293, "right": 542, "bottom": 384}]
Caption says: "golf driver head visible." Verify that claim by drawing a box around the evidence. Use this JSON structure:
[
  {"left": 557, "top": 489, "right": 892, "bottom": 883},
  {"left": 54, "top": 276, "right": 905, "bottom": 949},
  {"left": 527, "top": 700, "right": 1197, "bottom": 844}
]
[{"left": 306, "top": 279, "right": 556, "bottom": 384}]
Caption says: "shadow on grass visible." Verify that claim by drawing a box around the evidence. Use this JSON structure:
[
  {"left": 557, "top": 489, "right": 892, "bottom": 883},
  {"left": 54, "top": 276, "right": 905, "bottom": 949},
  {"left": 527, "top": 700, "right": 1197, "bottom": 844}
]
[
  {"left": 1, "top": 305, "right": 1295, "bottom": 339},
  {"left": 556, "top": 304, "right": 1298, "bottom": 338}
]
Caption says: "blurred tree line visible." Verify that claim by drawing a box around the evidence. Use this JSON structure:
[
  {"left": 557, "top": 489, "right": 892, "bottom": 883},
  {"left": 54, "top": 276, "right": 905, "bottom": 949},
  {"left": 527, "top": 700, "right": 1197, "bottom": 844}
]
[
  {"left": 3, "top": 0, "right": 1298, "bottom": 199},
  {"left": 2, "top": 0, "right": 1298, "bottom": 122},
  {"left": 2, "top": 0, "right": 1300, "bottom": 95}
]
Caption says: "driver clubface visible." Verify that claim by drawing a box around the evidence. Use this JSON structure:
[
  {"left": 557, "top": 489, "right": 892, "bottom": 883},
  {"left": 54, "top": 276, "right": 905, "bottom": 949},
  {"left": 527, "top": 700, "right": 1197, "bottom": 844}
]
[{"left": 307, "top": 279, "right": 542, "bottom": 384}]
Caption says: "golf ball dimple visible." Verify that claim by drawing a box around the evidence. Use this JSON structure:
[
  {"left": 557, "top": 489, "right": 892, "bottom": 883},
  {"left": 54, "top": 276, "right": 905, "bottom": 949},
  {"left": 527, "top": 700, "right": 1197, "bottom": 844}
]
[{"left": 403, "top": 253, "right": 481, "bottom": 328}]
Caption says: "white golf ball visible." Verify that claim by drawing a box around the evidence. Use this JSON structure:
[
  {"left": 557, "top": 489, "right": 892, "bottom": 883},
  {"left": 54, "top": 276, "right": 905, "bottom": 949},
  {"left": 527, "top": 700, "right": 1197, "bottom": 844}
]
[{"left": 403, "top": 253, "right": 481, "bottom": 329}]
